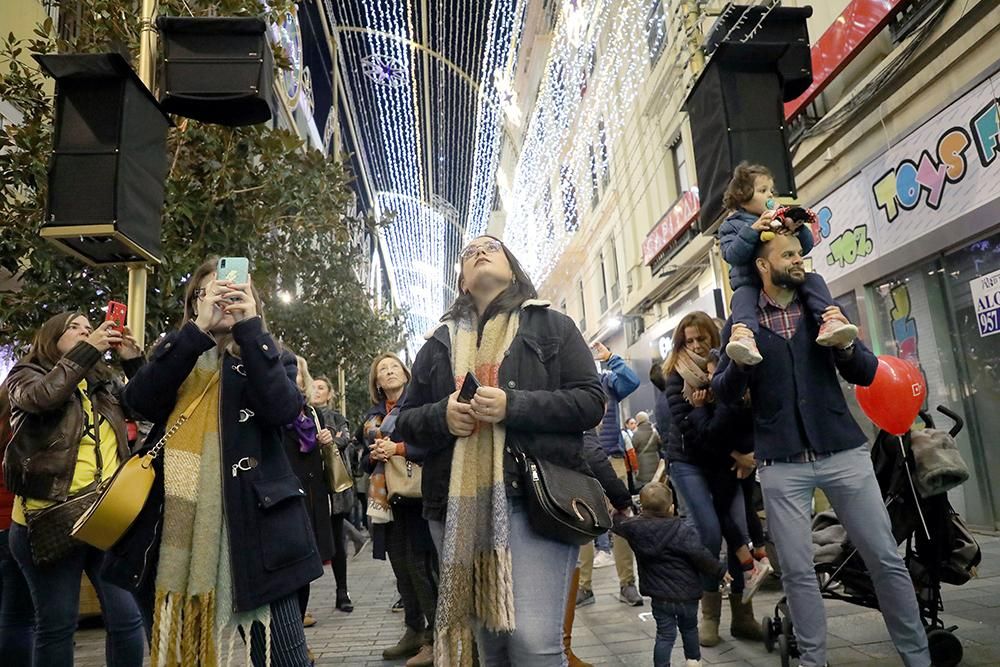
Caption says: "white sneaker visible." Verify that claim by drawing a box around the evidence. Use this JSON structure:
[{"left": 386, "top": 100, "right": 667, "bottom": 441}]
[
  {"left": 726, "top": 335, "right": 763, "bottom": 366},
  {"left": 816, "top": 319, "right": 858, "bottom": 348},
  {"left": 593, "top": 550, "right": 615, "bottom": 568},
  {"left": 685, "top": 660, "right": 702, "bottom": 667},
  {"left": 742, "top": 557, "right": 774, "bottom": 603}
]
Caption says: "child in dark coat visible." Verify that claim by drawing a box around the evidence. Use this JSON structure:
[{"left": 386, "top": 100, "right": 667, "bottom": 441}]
[
  {"left": 613, "top": 483, "right": 725, "bottom": 667},
  {"left": 717, "top": 162, "right": 858, "bottom": 366}
]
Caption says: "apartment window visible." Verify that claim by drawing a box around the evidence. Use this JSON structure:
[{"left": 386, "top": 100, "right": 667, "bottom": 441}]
[
  {"left": 561, "top": 165, "right": 579, "bottom": 232},
  {"left": 578, "top": 280, "right": 587, "bottom": 332},
  {"left": 647, "top": 0, "right": 667, "bottom": 65},
  {"left": 589, "top": 145, "right": 600, "bottom": 209},
  {"left": 598, "top": 119, "right": 610, "bottom": 188},
  {"left": 599, "top": 254, "right": 609, "bottom": 313},
  {"left": 670, "top": 137, "right": 690, "bottom": 196},
  {"left": 608, "top": 237, "right": 621, "bottom": 302}
]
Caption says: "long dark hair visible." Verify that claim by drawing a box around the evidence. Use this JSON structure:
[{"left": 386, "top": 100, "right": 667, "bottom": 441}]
[
  {"left": 442, "top": 236, "right": 538, "bottom": 323},
  {"left": 19, "top": 311, "right": 111, "bottom": 381}
]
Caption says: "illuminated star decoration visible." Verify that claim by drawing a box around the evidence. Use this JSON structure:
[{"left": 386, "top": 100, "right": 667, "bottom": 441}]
[{"left": 361, "top": 53, "right": 408, "bottom": 88}]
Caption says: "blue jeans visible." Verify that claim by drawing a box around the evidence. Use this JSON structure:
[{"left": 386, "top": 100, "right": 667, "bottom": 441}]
[
  {"left": 669, "top": 461, "right": 747, "bottom": 594},
  {"left": 9, "top": 522, "right": 144, "bottom": 666},
  {"left": 475, "top": 498, "right": 578, "bottom": 666},
  {"left": 651, "top": 599, "right": 699, "bottom": 666},
  {"left": 0, "top": 528, "right": 34, "bottom": 666},
  {"left": 759, "top": 446, "right": 930, "bottom": 667}
]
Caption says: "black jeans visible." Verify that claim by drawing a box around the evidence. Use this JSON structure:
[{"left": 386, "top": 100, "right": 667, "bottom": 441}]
[
  {"left": 330, "top": 513, "right": 348, "bottom": 591},
  {"left": 385, "top": 508, "right": 438, "bottom": 635}
]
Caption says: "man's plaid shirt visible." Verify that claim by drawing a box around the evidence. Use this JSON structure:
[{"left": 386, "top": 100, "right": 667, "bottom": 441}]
[{"left": 757, "top": 290, "right": 802, "bottom": 339}]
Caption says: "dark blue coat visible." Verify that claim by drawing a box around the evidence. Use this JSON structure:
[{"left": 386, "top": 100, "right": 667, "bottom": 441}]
[
  {"left": 613, "top": 514, "right": 724, "bottom": 602},
  {"left": 719, "top": 209, "right": 815, "bottom": 290},
  {"left": 102, "top": 318, "right": 323, "bottom": 613},
  {"left": 394, "top": 303, "right": 606, "bottom": 523},
  {"left": 712, "top": 312, "right": 878, "bottom": 461}
]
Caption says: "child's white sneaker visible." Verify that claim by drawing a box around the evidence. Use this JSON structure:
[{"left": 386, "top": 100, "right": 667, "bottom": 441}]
[
  {"left": 684, "top": 660, "right": 702, "bottom": 667},
  {"left": 726, "top": 335, "right": 763, "bottom": 366},
  {"left": 742, "top": 557, "right": 773, "bottom": 603},
  {"left": 816, "top": 320, "right": 858, "bottom": 348}
]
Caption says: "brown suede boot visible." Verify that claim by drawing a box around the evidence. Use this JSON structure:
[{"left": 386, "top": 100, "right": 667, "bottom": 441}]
[
  {"left": 382, "top": 627, "right": 424, "bottom": 660},
  {"left": 729, "top": 596, "right": 764, "bottom": 641},
  {"left": 699, "top": 591, "right": 722, "bottom": 647},
  {"left": 564, "top": 567, "right": 594, "bottom": 667}
]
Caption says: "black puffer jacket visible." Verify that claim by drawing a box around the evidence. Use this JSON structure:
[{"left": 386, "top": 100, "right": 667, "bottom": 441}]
[
  {"left": 613, "top": 514, "right": 724, "bottom": 602},
  {"left": 582, "top": 429, "right": 631, "bottom": 511}
]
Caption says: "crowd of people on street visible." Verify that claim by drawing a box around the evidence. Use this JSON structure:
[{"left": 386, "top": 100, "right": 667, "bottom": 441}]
[{"left": 0, "top": 163, "right": 937, "bottom": 667}]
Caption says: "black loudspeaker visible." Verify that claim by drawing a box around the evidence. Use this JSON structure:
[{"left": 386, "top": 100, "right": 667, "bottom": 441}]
[
  {"left": 35, "top": 53, "right": 171, "bottom": 266},
  {"left": 704, "top": 5, "right": 813, "bottom": 100},
  {"left": 158, "top": 16, "right": 274, "bottom": 126},
  {"left": 686, "top": 6, "right": 813, "bottom": 231}
]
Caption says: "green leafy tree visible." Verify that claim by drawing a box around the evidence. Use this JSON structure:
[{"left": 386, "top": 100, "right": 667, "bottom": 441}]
[{"left": 0, "top": 1, "right": 404, "bottom": 422}]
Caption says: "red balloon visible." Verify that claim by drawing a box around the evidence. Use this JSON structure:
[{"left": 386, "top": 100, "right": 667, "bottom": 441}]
[{"left": 854, "top": 356, "right": 926, "bottom": 435}]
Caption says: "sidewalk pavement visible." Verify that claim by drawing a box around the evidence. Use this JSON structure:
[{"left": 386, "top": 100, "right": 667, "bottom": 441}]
[{"left": 73, "top": 534, "right": 1000, "bottom": 666}]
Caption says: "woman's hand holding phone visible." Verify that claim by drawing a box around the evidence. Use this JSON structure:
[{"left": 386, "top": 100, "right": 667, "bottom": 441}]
[
  {"left": 224, "top": 276, "right": 257, "bottom": 323},
  {"left": 193, "top": 280, "right": 230, "bottom": 332},
  {"left": 447, "top": 391, "right": 477, "bottom": 437}
]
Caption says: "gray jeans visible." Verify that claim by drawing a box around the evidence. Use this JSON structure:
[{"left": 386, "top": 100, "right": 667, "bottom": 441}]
[{"left": 758, "top": 446, "right": 930, "bottom": 667}]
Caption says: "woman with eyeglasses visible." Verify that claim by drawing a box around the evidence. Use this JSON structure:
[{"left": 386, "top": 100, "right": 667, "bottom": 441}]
[
  {"left": 3, "top": 311, "right": 145, "bottom": 666},
  {"left": 395, "top": 236, "right": 605, "bottom": 666},
  {"left": 662, "top": 311, "right": 764, "bottom": 648},
  {"left": 103, "top": 257, "right": 321, "bottom": 667}
]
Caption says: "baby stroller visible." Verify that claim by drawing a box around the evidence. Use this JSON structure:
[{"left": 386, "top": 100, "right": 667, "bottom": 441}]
[{"left": 761, "top": 406, "right": 980, "bottom": 667}]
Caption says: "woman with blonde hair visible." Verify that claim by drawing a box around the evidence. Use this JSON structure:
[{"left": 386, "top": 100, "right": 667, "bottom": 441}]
[{"left": 357, "top": 353, "right": 437, "bottom": 666}]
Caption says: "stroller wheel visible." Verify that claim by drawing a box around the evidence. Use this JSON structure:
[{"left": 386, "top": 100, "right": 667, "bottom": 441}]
[
  {"left": 777, "top": 633, "right": 791, "bottom": 667},
  {"left": 927, "top": 628, "right": 962, "bottom": 667},
  {"left": 762, "top": 616, "right": 776, "bottom": 652}
]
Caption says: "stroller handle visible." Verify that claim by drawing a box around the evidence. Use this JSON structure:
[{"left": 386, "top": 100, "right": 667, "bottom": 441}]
[{"left": 936, "top": 405, "right": 964, "bottom": 438}]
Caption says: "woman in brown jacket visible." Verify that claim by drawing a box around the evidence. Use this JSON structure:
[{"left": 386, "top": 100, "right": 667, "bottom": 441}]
[{"left": 3, "top": 311, "right": 145, "bottom": 666}]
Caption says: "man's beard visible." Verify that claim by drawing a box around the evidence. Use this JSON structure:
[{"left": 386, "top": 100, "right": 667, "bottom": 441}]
[{"left": 771, "top": 266, "right": 806, "bottom": 288}]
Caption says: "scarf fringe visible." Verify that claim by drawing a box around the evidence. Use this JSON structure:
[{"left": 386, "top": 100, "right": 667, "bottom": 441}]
[
  {"left": 150, "top": 590, "right": 217, "bottom": 667},
  {"left": 474, "top": 548, "right": 515, "bottom": 632},
  {"left": 435, "top": 625, "right": 475, "bottom": 667}
]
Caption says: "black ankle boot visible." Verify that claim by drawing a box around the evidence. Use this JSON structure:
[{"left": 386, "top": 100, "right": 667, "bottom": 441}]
[{"left": 336, "top": 589, "right": 354, "bottom": 613}]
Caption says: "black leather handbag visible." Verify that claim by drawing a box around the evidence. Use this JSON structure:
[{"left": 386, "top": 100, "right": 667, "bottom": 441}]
[{"left": 512, "top": 444, "right": 611, "bottom": 545}]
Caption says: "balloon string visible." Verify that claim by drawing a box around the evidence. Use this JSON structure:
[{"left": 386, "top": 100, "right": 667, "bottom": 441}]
[{"left": 899, "top": 435, "right": 931, "bottom": 541}]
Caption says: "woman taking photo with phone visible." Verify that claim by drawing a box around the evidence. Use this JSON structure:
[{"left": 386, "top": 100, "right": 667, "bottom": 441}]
[
  {"left": 104, "top": 258, "right": 322, "bottom": 667},
  {"left": 395, "top": 236, "right": 605, "bottom": 666},
  {"left": 4, "top": 311, "right": 145, "bottom": 666},
  {"left": 358, "top": 353, "right": 437, "bottom": 667}
]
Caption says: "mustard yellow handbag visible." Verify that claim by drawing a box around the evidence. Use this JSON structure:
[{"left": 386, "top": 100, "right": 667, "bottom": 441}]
[{"left": 72, "top": 373, "right": 219, "bottom": 550}]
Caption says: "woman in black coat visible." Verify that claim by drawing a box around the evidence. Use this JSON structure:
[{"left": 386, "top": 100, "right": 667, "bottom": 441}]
[
  {"left": 311, "top": 374, "right": 365, "bottom": 613},
  {"left": 106, "top": 258, "right": 321, "bottom": 667},
  {"left": 395, "top": 236, "right": 605, "bottom": 666},
  {"left": 284, "top": 355, "right": 334, "bottom": 629},
  {"left": 662, "top": 311, "right": 761, "bottom": 647}
]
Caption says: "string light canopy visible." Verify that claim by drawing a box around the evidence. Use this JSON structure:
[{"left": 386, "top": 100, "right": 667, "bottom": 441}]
[
  {"left": 502, "top": 0, "right": 663, "bottom": 284},
  {"left": 326, "top": 0, "right": 524, "bottom": 351}
]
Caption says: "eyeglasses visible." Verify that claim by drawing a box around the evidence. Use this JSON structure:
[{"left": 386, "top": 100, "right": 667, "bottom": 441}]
[{"left": 459, "top": 239, "right": 503, "bottom": 262}]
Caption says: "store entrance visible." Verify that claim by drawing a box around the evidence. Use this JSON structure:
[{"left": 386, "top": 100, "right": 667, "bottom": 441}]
[{"left": 867, "top": 230, "right": 1000, "bottom": 530}]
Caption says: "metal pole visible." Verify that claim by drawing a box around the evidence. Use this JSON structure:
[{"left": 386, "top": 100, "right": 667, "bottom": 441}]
[
  {"left": 338, "top": 364, "right": 346, "bottom": 416},
  {"left": 127, "top": 0, "right": 158, "bottom": 349}
]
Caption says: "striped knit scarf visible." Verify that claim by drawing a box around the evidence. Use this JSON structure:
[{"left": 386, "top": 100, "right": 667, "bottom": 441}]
[
  {"left": 434, "top": 310, "right": 518, "bottom": 667},
  {"left": 151, "top": 349, "right": 271, "bottom": 667}
]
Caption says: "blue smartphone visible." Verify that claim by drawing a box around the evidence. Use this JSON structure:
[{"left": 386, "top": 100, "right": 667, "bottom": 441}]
[{"left": 217, "top": 257, "right": 249, "bottom": 285}]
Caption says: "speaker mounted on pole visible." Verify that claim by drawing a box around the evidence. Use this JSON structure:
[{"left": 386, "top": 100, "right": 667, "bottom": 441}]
[
  {"left": 685, "top": 5, "right": 813, "bottom": 232},
  {"left": 35, "top": 53, "right": 171, "bottom": 266},
  {"left": 157, "top": 16, "right": 275, "bottom": 126}
]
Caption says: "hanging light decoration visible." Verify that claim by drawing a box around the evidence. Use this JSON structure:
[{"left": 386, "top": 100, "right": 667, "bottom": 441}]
[{"left": 502, "top": 0, "right": 655, "bottom": 283}]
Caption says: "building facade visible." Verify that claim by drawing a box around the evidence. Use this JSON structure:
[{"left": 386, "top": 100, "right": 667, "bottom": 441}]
[{"left": 534, "top": 0, "right": 1000, "bottom": 529}]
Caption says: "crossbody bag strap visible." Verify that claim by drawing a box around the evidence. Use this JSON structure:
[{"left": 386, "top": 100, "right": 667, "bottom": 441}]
[{"left": 142, "top": 372, "right": 221, "bottom": 466}]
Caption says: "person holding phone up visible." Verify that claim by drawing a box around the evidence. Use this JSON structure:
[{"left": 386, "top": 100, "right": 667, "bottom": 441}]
[
  {"left": 3, "top": 311, "right": 144, "bottom": 667},
  {"left": 395, "top": 236, "right": 605, "bottom": 666},
  {"left": 104, "top": 257, "right": 321, "bottom": 667}
]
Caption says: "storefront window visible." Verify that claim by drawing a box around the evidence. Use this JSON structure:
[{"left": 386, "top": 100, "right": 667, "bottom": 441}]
[{"left": 866, "top": 230, "right": 1000, "bottom": 529}]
